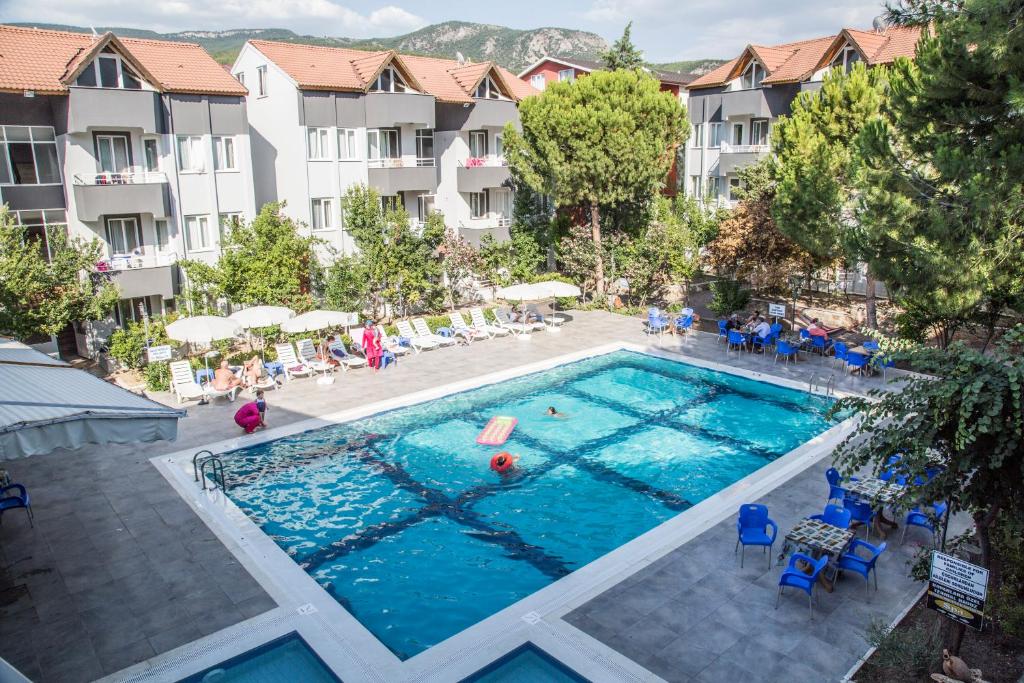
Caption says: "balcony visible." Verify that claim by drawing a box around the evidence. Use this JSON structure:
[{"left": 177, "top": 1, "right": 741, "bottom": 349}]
[
  {"left": 366, "top": 158, "right": 438, "bottom": 194},
  {"left": 457, "top": 156, "right": 511, "bottom": 193},
  {"left": 95, "top": 253, "right": 178, "bottom": 299},
  {"left": 719, "top": 87, "right": 795, "bottom": 120},
  {"left": 68, "top": 88, "right": 162, "bottom": 134},
  {"left": 364, "top": 92, "right": 435, "bottom": 128},
  {"left": 72, "top": 172, "right": 171, "bottom": 222},
  {"left": 718, "top": 143, "right": 770, "bottom": 175},
  {"left": 461, "top": 100, "right": 519, "bottom": 129}
]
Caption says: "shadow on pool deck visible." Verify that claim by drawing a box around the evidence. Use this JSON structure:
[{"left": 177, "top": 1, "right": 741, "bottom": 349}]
[{"left": 0, "top": 311, "right": 910, "bottom": 682}]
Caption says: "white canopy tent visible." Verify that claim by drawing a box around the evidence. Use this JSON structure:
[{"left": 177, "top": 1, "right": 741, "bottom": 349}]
[{"left": 0, "top": 339, "right": 184, "bottom": 460}]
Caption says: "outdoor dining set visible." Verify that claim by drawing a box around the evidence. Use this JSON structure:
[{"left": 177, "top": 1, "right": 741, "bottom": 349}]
[{"left": 735, "top": 456, "right": 948, "bottom": 617}]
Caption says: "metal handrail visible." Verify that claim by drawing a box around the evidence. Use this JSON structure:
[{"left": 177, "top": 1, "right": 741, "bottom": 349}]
[
  {"left": 719, "top": 143, "right": 770, "bottom": 155},
  {"left": 367, "top": 157, "right": 435, "bottom": 169},
  {"left": 72, "top": 171, "right": 168, "bottom": 186},
  {"left": 199, "top": 456, "right": 228, "bottom": 492},
  {"left": 460, "top": 155, "right": 507, "bottom": 168},
  {"left": 192, "top": 450, "right": 214, "bottom": 482}
]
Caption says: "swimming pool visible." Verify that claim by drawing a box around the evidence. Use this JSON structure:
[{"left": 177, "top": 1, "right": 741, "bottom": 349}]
[
  {"left": 460, "top": 643, "right": 588, "bottom": 682},
  {"left": 177, "top": 633, "right": 339, "bottom": 683},
  {"left": 218, "top": 350, "right": 833, "bottom": 659}
]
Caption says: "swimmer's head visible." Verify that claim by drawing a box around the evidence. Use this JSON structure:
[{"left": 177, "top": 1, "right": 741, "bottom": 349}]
[{"left": 547, "top": 406, "right": 557, "bottom": 415}]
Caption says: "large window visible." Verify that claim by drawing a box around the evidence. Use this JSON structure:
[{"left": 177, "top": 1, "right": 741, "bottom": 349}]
[
  {"left": 306, "top": 128, "right": 330, "bottom": 160},
  {"left": 105, "top": 217, "right": 142, "bottom": 257},
  {"left": 0, "top": 126, "right": 61, "bottom": 185},
  {"left": 311, "top": 198, "right": 334, "bottom": 231},
  {"left": 338, "top": 129, "right": 358, "bottom": 160},
  {"left": 708, "top": 122, "right": 723, "bottom": 148},
  {"left": 689, "top": 175, "right": 702, "bottom": 198},
  {"left": 76, "top": 52, "right": 143, "bottom": 90},
  {"left": 492, "top": 188, "right": 512, "bottom": 223},
  {"left": 213, "top": 136, "right": 236, "bottom": 171},
  {"left": 415, "top": 129, "right": 434, "bottom": 166},
  {"left": 184, "top": 215, "right": 212, "bottom": 251},
  {"left": 706, "top": 176, "right": 721, "bottom": 199},
  {"left": 690, "top": 124, "right": 703, "bottom": 149},
  {"left": 154, "top": 219, "right": 169, "bottom": 252},
  {"left": 115, "top": 297, "right": 153, "bottom": 327},
  {"left": 728, "top": 177, "right": 742, "bottom": 201},
  {"left": 371, "top": 65, "right": 410, "bottom": 93},
  {"left": 831, "top": 45, "right": 862, "bottom": 74},
  {"left": 530, "top": 74, "right": 546, "bottom": 91},
  {"left": 751, "top": 119, "right": 769, "bottom": 146},
  {"left": 12, "top": 209, "right": 67, "bottom": 262},
  {"left": 218, "top": 213, "right": 241, "bottom": 245},
  {"left": 468, "top": 130, "right": 488, "bottom": 158},
  {"left": 558, "top": 68, "right": 574, "bottom": 82},
  {"left": 474, "top": 75, "right": 504, "bottom": 100},
  {"left": 96, "top": 134, "right": 131, "bottom": 174},
  {"left": 468, "top": 191, "right": 487, "bottom": 219},
  {"left": 176, "top": 136, "right": 205, "bottom": 173},
  {"left": 416, "top": 194, "right": 435, "bottom": 224},
  {"left": 732, "top": 123, "right": 745, "bottom": 146},
  {"left": 143, "top": 138, "right": 160, "bottom": 173},
  {"left": 256, "top": 66, "right": 268, "bottom": 96},
  {"left": 366, "top": 128, "right": 400, "bottom": 163},
  {"left": 740, "top": 60, "right": 765, "bottom": 89}
]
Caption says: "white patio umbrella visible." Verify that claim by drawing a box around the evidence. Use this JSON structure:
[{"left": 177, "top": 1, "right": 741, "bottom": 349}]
[
  {"left": 229, "top": 306, "right": 295, "bottom": 361},
  {"left": 166, "top": 315, "right": 242, "bottom": 375},
  {"left": 280, "top": 310, "right": 351, "bottom": 334},
  {"left": 496, "top": 281, "right": 581, "bottom": 326}
]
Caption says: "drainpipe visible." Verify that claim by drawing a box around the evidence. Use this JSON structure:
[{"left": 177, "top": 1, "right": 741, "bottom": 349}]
[{"left": 167, "top": 95, "right": 193, "bottom": 315}]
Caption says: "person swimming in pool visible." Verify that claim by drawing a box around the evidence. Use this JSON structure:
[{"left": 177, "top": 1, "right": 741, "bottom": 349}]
[
  {"left": 490, "top": 451, "right": 519, "bottom": 474},
  {"left": 546, "top": 406, "right": 568, "bottom": 419}
]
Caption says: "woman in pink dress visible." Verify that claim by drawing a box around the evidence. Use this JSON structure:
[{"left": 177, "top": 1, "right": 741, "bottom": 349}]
[{"left": 361, "top": 320, "right": 382, "bottom": 370}]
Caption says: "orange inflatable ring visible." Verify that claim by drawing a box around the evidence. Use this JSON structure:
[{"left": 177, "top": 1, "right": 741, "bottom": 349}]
[{"left": 490, "top": 452, "right": 515, "bottom": 473}]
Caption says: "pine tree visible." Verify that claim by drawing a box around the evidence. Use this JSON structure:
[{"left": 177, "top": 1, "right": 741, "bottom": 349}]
[{"left": 601, "top": 22, "right": 645, "bottom": 71}]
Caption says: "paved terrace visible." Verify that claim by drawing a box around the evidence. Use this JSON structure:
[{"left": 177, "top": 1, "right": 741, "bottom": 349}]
[{"left": 0, "top": 311, "right": 916, "bottom": 683}]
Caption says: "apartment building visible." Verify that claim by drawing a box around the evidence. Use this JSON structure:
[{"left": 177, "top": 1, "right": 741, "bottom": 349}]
[
  {"left": 0, "top": 26, "right": 256, "bottom": 356},
  {"left": 518, "top": 55, "right": 692, "bottom": 193},
  {"left": 231, "top": 41, "right": 535, "bottom": 254},
  {"left": 683, "top": 25, "right": 921, "bottom": 206}
]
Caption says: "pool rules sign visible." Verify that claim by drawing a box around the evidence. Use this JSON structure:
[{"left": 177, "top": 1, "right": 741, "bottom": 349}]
[{"left": 927, "top": 551, "right": 989, "bottom": 630}]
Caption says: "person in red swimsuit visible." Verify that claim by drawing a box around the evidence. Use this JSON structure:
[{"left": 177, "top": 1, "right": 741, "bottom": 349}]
[{"left": 361, "top": 320, "right": 382, "bottom": 370}]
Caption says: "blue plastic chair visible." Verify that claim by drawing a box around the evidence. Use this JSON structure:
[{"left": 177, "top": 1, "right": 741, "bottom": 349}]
[
  {"left": 727, "top": 330, "right": 747, "bottom": 355},
  {"left": 810, "top": 503, "right": 853, "bottom": 529},
  {"left": 863, "top": 340, "right": 880, "bottom": 352},
  {"left": 837, "top": 539, "right": 886, "bottom": 599},
  {"left": 878, "top": 454, "right": 902, "bottom": 481},
  {"left": 735, "top": 504, "right": 778, "bottom": 569},
  {"left": 0, "top": 484, "right": 32, "bottom": 527},
  {"left": 676, "top": 315, "right": 694, "bottom": 335},
  {"left": 846, "top": 351, "right": 869, "bottom": 376},
  {"left": 751, "top": 333, "right": 771, "bottom": 354},
  {"left": 799, "top": 329, "right": 811, "bottom": 349},
  {"left": 774, "top": 339, "right": 798, "bottom": 365},
  {"left": 875, "top": 353, "right": 896, "bottom": 380},
  {"left": 901, "top": 502, "right": 948, "bottom": 545},
  {"left": 843, "top": 498, "right": 876, "bottom": 539},
  {"left": 825, "top": 468, "right": 849, "bottom": 503},
  {"left": 770, "top": 322, "right": 783, "bottom": 336},
  {"left": 776, "top": 553, "right": 829, "bottom": 618},
  {"left": 810, "top": 335, "right": 830, "bottom": 357},
  {"left": 718, "top": 319, "right": 729, "bottom": 343},
  {"left": 832, "top": 342, "right": 849, "bottom": 369},
  {"left": 647, "top": 310, "right": 669, "bottom": 336}
]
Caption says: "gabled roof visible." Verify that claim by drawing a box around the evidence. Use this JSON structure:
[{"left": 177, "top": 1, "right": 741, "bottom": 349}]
[
  {"left": 517, "top": 54, "right": 694, "bottom": 86},
  {"left": 0, "top": 25, "right": 246, "bottom": 96},
  {"left": 816, "top": 26, "right": 923, "bottom": 71}
]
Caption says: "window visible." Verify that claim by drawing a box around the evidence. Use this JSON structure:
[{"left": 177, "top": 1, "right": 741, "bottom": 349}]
[
  {"left": 310, "top": 198, "right": 334, "bottom": 231},
  {"left": 690, "top": 124, "right": 703, "bottom": 149},
  {"left": 830, "top": 45, "right": 862, "bottom": 73},
  {"left": 256, "top": 66, "right": 268, "bottom": 96},
  {"left": 530, "top": 74, "right": 546, "bottom": 91},
  {"left": 494, "top": 134, "right": 504, "bottom": 159},
  {"left": 474, "top": 75, "right": 503, "bottom": 99},
  {"left": 143, "top": 138, "right": 160, "bottom": 173},
  {"left": 469, "top": 191, "right": 487, "bottom": 219},
  {"left": 115, "top": 297, "right": 152, "bottom": 327},
  {"left": 728, "top": 177, "right": 742, "bottom": 201},
  {"left": 235, "top": 71, "right": 245, "bottom": 88},
  {"left": 706, "top": 176, "right": 721, "bottom": 199},
  {"left": 732, "top": 123, "right": 744, "bottom": 146},
  {"left": 416, "top": 194, "right": 435, "bottom": 224},
  {"left": 371, "top": 65, "right": 410, "bottom": 93},
  {"left": 380, "top": 195, "right": 400, "bottom": 213},
  {"left": 0, "top": 126, "right": 60, "bottom": 185},
  {"left": 740, "top": 60, "right": 765, "bottom": 89},
  {"left": 366, "top": 128, "right": 400, "bottom": 163},
  {"left": 184, "top": 215, "right": 211, "bottom": 251},
  {"left": 689, "top": 175, "right": 701, "bottom": 197},
  {"left": 468, "top": 130, "right": 488, "bottom": 158},
  {"left": 218, "top": 213, "right": 241, "bottom": 245},
  {"left": 415, "top": 129, "right": 434, "bottom": 165},
  {"left": 12, "top": 209, "right": 67, "bottom": 262},
  {"left": 214, "top": 136, "right": 237, "bottom": 170},
  {"left": 751, "top": 119, "right": 769, "bottom": 146},
  {"left": 307, "top": 128, "right": 330, "bottom": 160},
  {"left": 105, "top": 217, "right": 142, "bottom": 257},
  {"left": 76, "top": 52, "right": 143, "bottom": 90},
  {"left": 708, "top": 122, "right": 723, "bottom": 148},
  {"left": 492, "top": 188, "right": 512, "bottom": 222},
  {"left": 96, "top": 134, "right": 131, "bottom": 174},
  {"left": 338, "top": 128, "right": 357, "bottom": 160},
  {"left": 176, "top": 136, "right": 205, "bottom": 173},
  {"left": 558, "top": 68, "right": 575, "bottom": 82},
  {"left": 154, "top": 219, "right": 169, "bottom": 252}
]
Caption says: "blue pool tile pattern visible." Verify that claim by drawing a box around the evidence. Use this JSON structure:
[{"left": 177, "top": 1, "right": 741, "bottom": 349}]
[
  {"left": 222, "top": 351, "right": 833, "bottom": 659},
  {"left": 177, "top": 633, "right": 340, "bottom": 683},
  {"left": 461, "top": 644, "right": 588, "bottom": 682}
]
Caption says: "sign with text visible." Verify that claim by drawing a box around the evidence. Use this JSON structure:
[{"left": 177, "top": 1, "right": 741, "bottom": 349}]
[
  {"left": 768, "top": 303, "right": 786, "bottom": 317},
  {"left": 927, "top": 551, "right": 988, "bottom": 630},
  {"left": 146, "top": 345, "right": 172, "bottom": 363}
]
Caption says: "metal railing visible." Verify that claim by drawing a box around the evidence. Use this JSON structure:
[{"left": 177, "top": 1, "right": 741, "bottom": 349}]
[
  {"left": 367, "top": 157, "right": 435, "bottom": 168},
  {"left": 719, "top": 143, "right": 770, "bottom": 155},
  {"left": 72, "top": 171, "right": 168, "bottom": 186},
  {"left": 460, "top": 155, "right": 508, "bottom": 168},
  {"left": 95, "top": 251, "right": 177, "bottom": 272}
]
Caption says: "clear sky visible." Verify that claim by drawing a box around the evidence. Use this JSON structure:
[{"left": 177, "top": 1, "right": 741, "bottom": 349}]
[{"left": 0, "top": 0, "right": 890, "bottom": 62}]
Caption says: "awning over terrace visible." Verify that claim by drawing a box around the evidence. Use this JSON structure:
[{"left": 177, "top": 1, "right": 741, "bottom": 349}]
[{"left": 0, "top": 338, "right": 184, "bottom": 459}]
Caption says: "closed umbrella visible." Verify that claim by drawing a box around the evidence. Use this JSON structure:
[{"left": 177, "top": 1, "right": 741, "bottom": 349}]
[
  {"left": 166, "top": 315, "right": 242, "bottom": 377},
  {"left": 229, "top": 306, "right": 295, "bottom": 361}
]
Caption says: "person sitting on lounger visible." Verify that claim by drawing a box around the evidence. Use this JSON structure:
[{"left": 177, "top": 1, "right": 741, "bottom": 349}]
[
  {"left": 242, "top": 355, "right": 264, "bottom": 387},
  {"left": 321, "top": 335, "right": 342, "bottom": 367},
  {"left": 213, "top": 360, "right": 242, "bottom": 391}
]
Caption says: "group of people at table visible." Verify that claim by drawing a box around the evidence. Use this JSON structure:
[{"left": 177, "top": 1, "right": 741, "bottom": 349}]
[{"left": 737, "top": 455, "right": 947, "bottom": 616}]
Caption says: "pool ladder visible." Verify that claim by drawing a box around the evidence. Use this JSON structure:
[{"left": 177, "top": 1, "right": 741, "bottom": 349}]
[
  {"left": 808, "top": 372, "right": 836, "bottom": 397},
  {"left": 193, "top": 450, "right": 229, "bottom": 492}
]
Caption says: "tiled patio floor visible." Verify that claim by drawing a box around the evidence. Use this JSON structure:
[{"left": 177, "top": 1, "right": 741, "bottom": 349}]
[{"left": 0, "top": 311, "right": 916, "bottom": 682}]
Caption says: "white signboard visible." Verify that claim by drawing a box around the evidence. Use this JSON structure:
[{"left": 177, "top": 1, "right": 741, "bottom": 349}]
[
  {"left": 928, "top": 551, "right": 989, "bottom": 630},
  {"left": 768, "top": 303, "right": 786, "bottom": 317},
  {"left": 146, "top": 345, "right": 172, "bottom": 363}
]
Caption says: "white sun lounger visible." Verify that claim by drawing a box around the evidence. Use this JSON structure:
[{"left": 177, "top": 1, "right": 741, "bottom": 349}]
[
  {"left": 327, "top": 341, "right": 368, "bottom": 372},
  {"left": 395, "top": 320, "right": 440, "bottom": 353},
  {"left": 274, "top": 343, "right": 315, "bottom": 380},
  {"left": 449, "top": 312, "right": 489, "bottom": 342},
  {"left": 469, "top": 307, "right": 510, "bottom": 337},
  {"left": 491, "top": 307, "right": 534, "bottom": 336},
  {"left": 170, "top": 360, "right": 207, "bottom": 404},
  {"left": 412, "top": 318, "right": 457, "bottom": 347},
  {"left": 296, "top": 338, "right": 335, "bottom": 374}
]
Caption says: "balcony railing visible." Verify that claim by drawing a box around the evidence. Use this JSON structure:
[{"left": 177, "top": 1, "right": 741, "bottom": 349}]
[
  {"left": 73, "top": 171, "right": 168, "bottom": 186},
  {"left": 367, "top": 158, "right": 436, "bottom": 169},
  {"left": 95, "top": 251, "right": 177, "bottom": 272},
  {"left": 495, "top": 217, "right": 512, "bottom": 228},
  {"left": 719, "top": 143, "right": 770, "bottom": 154},
  {"left": 460, "top": 155, "right": 507, "bottom": 168}
]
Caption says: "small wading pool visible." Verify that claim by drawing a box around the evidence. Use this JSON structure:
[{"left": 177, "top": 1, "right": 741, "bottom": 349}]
[
  {"left": 459, "top": 644, "right": 589, "bottom": 682},
  {"left": 218, "top": 350, "right": 834, "bottom": 659},
  {"left": 177, "top": 633, "right": 340, "bottom": 683}
]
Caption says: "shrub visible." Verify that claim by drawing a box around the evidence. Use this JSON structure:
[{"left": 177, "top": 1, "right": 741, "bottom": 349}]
[
  {"left": 863, "top": 618, "right": 938, "bottom": 680},
  {"left": 707, "top": 280, "right": 751, "bottom": 316},
  {"left": 143, "top": 362, "right": 171, "bottom": 392},
  {"left": 107, "top": 317, "right": 171, "bottom": 370}
]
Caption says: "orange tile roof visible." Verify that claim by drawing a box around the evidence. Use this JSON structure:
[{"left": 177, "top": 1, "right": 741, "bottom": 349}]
[
  {"left": 0, "top": 25, "right": 245, "bottom": 96},
  {"left": 814, "top": 26, "right": 922, "bottom": 74},
  {"left": 761, "top": 35, "right": 836, "bottom": 84},
  {"left": 687, "top": 58, "right": 739, "bottom": 89}
]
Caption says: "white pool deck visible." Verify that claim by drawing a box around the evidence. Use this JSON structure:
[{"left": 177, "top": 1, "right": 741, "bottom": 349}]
[{"left": 0, "top": 311, "right": 935, "bottom": 683}]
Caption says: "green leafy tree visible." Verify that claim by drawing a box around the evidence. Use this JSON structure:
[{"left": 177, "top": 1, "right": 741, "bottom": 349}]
[
  {"left": 478, "top": 227, "right": 544, "bottom": 287},
  {"left": 556, "top": 223, "right": 599, "bottom": 300},
  {"left": 772, "top": 62, "right": 888, "bottom": 327},
  {"left": 107, "top": 315, "right": 173, "bottom": 370},
  {"left": 509, "top": 178, "right": 558, "bottom": 270},
  {"left": 178, "top": 259, "right": 223, "bottom": 315},
  {"left": 0, "top": 210, "right": 118, "bottom": 340},
  {"left": 504, "top": 69, "right": 688, "bottom": 296},
  {"left": 601, "top": 22, "right": 645, "bottom": 71},
  {"left": 707, "top": 280, "right": 751, "bottom": 316},
  {"left": 439, "top": 228, "right": 480, "bottom": 311},
  {"left": 323, "top": 255, "right": 369, "bottom": 313}
]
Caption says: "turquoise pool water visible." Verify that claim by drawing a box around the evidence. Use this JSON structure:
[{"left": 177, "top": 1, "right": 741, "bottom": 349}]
[
  {"left": 461, "top": 644, "right": 587, "bottom": 682},
  {"left": 222, "top": 351, "right": 833, "bottom": 659},
  {"left": 178, "top": 633, "right": 339, "bottom": 682}
]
